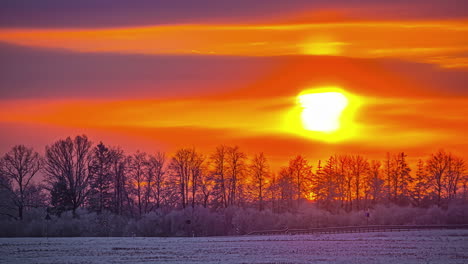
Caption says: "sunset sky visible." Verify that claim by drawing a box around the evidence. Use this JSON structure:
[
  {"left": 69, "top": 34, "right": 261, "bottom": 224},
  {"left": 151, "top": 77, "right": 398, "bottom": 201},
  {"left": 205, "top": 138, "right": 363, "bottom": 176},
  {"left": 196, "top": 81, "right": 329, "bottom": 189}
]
[{"left": 0, "top": 0, "right": 467, "bottom": 168}]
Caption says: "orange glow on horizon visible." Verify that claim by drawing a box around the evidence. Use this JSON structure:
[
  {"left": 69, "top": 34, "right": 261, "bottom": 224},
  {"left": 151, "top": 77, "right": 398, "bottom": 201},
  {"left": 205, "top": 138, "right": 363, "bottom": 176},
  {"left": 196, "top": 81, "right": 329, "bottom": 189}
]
[{"left": 0, "top": 8, "right": 467, "bottom": 169}]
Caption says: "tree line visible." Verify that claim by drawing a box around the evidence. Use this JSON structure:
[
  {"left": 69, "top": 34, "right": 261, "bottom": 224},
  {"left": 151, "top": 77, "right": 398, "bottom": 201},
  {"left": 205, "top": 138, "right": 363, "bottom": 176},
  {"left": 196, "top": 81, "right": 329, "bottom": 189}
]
[{"left": 0, "top": 135, "right": 466, "bottom": 221}]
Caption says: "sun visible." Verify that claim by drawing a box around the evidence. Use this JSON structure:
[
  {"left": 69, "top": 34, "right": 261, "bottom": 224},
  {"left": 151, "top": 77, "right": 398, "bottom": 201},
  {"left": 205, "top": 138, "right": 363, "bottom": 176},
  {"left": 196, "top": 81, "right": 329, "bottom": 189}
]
[
  {"left": 282, "top": 86, "right": 361, "bottom": 142},
  {"left": 297, "top": 91, "right": 348, "bottom": 133}
]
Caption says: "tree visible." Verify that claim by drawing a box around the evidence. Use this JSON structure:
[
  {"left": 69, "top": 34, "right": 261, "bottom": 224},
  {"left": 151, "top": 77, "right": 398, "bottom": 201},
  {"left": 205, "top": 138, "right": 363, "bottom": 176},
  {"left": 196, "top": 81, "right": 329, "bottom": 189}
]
[
  {"left": 44, "top": 135, "right": 93, "bottom": 217},
  {"left": 50, "top": 177, "right": 73, "bottom": 216},
  {"left": 409, "top": 159, "right": 429, "bottom": 207},
  {"left": 276, "top": 167, "right": 295, "bottom": 213},
  {"left": 340, "top": 155, "right": 354, "bottom": 211},
  {"left": 446, "top": 156, "right": 465, "bottom": 200},
  {"left": 169, "top": 148, "right": 203, "bottom": 208},
  {"left": 0, "top": 145, "right": 42, "bottom": 220},
  {"left": 313, "top": 157, "right": 339, "bottom": 212},
  {"left": 288, "top": 155, "right": 312, "bottom": 204},
  {"left": 199, "top": 169, "right": 215, "bottom": 208},
  {"left": 394, "top": 152, "right": 411, "bottom": 204},
  {"left": 88, "top": 142, "right": 114, "bottom": 213},
  {"left": 349, "top": 155, "right": 369, "bottom": 210},
  {"left": 210, "top": 145, "right": 229, "bottom": 208},
  {"left": 148, "top": 152, "right": 166, "bottom": 209},
  {"left": 384, "top": 152, "right": 393, "bottom": 202},
  {"left": 335, "top": 155, "right": 348, "bottom": 209},
  {"left": 250, "top": 153, "right": 270, "bottom": 211},
  {"left": 189, "top": 151, "right": 204, "bottom": 208},
  {"left": 109, "top": 147, "right": 128, "bottom": 215},
  {"left": 384, "top": 152, "right": 411, "bottom": 204},
  {"left": 0, "top": 173, "right": 15, "bottom": 219},
  {"left": 426, "top": 150, "right": 466, "bottom": 206},
  {"left": 127, "top": 151, "right": 148, "bottom": 217},
  {"left": 226, "top": 146, "right": 247, "bottom": 206},
  {"left": 365, "top": 160, "right": 384, "bottom": 206},
  {"left": 427, "top": 150, "right": 450, "bottom": 207}
]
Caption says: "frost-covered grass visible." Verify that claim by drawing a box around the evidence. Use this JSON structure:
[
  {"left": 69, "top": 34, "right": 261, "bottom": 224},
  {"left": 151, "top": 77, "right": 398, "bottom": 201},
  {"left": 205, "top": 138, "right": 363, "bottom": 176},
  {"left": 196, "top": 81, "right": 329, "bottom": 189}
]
[{"left": 1, "top": 230, "right": 468, "bottom": 264}]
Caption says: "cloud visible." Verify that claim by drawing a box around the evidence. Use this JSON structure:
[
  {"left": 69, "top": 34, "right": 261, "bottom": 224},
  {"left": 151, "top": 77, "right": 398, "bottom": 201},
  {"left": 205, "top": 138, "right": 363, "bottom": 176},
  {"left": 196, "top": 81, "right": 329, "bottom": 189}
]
[
  {"left": 0, "top": 43, "right": 276, "bottom": 99},
  {"left": 1, "top": 0, "right": 467, "bottom": 28},
  {"left": 1, "top": 43, "right": 466, "bottom": 101},
  {"left": 1, "top": 20, "right": 467, "bottom": 69}
]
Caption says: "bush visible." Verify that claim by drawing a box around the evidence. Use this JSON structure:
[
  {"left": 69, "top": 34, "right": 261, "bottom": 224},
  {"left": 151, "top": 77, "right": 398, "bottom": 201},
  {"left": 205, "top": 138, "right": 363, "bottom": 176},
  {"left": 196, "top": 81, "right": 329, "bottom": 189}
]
[{"left": 2, "top": 203, "right": 467, "bottom": 237}]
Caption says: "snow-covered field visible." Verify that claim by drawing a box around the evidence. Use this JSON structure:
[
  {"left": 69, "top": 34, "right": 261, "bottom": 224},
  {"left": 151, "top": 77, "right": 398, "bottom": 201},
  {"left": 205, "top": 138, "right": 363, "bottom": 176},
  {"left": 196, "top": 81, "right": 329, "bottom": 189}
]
[{"left": 1, "top": 230, "right": 468, "bottom": 264}]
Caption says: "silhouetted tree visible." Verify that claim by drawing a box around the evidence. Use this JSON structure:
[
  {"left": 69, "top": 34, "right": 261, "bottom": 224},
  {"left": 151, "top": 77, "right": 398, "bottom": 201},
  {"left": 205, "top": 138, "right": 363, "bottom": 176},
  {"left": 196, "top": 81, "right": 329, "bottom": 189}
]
[
  {"left": 409, "top": 159, "right": 429, "bottom": 207},
  {"left": 365, "top": 160, "right": 384, "bottom": 206},
  {"left": 50, "top": 177, "right": 73, "bottom": 215},
  {"left": 276, "top": 167, "right": 295, "bottom": 212},
  {"left": 128, "top": 151, "right": 148, "bottom": 217},
  {"left": 109, "top": 147, "right": 128, "bottom": 215},
  {"left": 385, "top": 152, "right": 411, "bottom": 204},
  {"left": 226, "top": 146, "right": 247, "bottom": 206},
  {"left": 0, "top": 145, "right": 42, "bottom": 220},
  {"left": 427, "top": 150, "right": 450, "bottom": 207},
  {"left": 249, "top": 153, "right": 270, "bottom": 211},
  {"left": 427, "top": 150, "right": 466, "bottom": 207},
  {"left": 210, "top": 145, "right": 229, "bottom": 208},
  {"left": 341, "top": 155, "right": 354, "bottom": 211},
  {"left": 446, "top": 156, "right": 465, "bottom": 200},
  {"left": 170, "top": 148, "right": 203, "bottom": 208},
  {"left": 350, "top": 155, "right": 369, "bottom": 210},
  {"left": 288, "top": 155, "right": 312, "bottom": 205},
  {"left": 199, "top": 169, "right": 214, "bottom": 208},
  {"left": 313, "top": 157, "right": 339, "bottom": 212},
  {"left": 44, "top": 135, "right": 93, "bottom": 217},
  {"left": 3, "top": 133, "right": 468, "bottom": 232},
  {"left": 88, "top": 142, "right": 114, "bottom": 213},
  {"left": 148, "top": 152, "right": 166, "bottom": 209}
]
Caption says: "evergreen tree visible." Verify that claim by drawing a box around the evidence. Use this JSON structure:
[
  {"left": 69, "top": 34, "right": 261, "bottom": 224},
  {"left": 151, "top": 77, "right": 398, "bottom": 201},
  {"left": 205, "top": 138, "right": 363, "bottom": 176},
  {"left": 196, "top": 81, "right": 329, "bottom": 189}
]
[{"left": 88, "top": 142, "right": 114, "bottom": 213}]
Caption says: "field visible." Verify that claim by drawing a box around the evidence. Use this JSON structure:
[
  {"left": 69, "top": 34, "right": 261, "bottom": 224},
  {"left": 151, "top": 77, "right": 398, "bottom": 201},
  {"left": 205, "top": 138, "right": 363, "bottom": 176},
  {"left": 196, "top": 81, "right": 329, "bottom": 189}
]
[{"left": 2, "top": 230, "right": 468, "bottom": 264}]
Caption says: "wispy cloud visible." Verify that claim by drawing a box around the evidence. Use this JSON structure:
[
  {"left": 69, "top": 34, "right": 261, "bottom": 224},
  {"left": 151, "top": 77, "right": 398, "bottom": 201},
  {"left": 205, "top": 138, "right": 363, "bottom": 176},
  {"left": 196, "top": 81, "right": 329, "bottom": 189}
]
[{"left": 1, "top": 20, "right": 467, "bottom": 68}]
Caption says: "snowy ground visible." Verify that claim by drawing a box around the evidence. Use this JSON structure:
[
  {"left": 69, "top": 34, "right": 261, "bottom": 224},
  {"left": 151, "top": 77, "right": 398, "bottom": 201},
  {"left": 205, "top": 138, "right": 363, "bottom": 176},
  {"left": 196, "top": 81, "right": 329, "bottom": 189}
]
[{"left": 1, "top": 230, "right": 468, "bottom": 264}]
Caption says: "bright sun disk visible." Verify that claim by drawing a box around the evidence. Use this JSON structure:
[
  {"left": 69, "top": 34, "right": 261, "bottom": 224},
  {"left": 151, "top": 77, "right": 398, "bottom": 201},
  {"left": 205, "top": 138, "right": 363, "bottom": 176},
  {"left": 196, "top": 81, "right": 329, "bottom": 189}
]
[{"left": 298, "top": 91, "right": 349, "bottom": 132}]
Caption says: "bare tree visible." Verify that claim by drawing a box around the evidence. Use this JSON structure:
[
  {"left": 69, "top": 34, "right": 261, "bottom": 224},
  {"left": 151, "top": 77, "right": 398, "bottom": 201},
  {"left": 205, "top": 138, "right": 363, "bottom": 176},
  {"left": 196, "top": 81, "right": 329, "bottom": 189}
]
[
  {"left": 0, "top": 145, "right": 42, "bottom": 220},
  {"left": 384, "top": 152, "right": 411, "bottom": 204},
  {"left": 109, "top": 147, "right": 128, "bottom": 215},
  {"left": 170, "top": 148, "right": 203, "bottom": 208},
  {"left": 199, "top": 169, "right": 214, "bottom": 208},
  {"left": 44, "top": 135, "right": 93, "bottom": 217},
  {"left": 210, "top": 145, "right": 229, "bottom": 208},
  {"left": 288, "top": 155, "right": 312, "bottom": 204},
  {"left": 148, "top": 152, "right": 166, "bottom": 209},
  {"left": 340, "top": 155, "right": 354, "bottom": 211},
  {"left": 190, "top": 151, "right": 204, "bottom": 208},
  {"left": 384, "top": 152, "right": 393, "bottom": 202},
  {"left": 276, "top": 167, "right": 295, "bottom": 212},
  {"left": 427, "top": 150, "right": 451, "bottom": 207},
  {"left": 250, "top": 153, "right": 270, "bottom": 211},
  {"left": 365, "top": 160, "right": 384, "bottom": 206},
  {"left": 128, "top": 151, "right": 148, "bottom": 217},
  {"left": 226, "top": 146, "right": 247, "bottom": 207},
  {"left": 446, "top": 156, "right": 465, "bottom": 200},
  {"left": 335, "top": 155, "right": 348, "bottom": 209},
  {"left": 350, "top": 155, "right": 369, "bottom": 210}
]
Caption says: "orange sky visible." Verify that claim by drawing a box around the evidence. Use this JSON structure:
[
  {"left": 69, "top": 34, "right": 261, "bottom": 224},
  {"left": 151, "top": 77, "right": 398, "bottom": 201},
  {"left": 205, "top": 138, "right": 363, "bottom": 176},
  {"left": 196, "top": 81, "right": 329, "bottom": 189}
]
[
  {"left": 1, "top": 20, "right": 467, "bottom": 68},
  {"left": 0, "top": 3, "right": 467, "bottom": 169}
]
